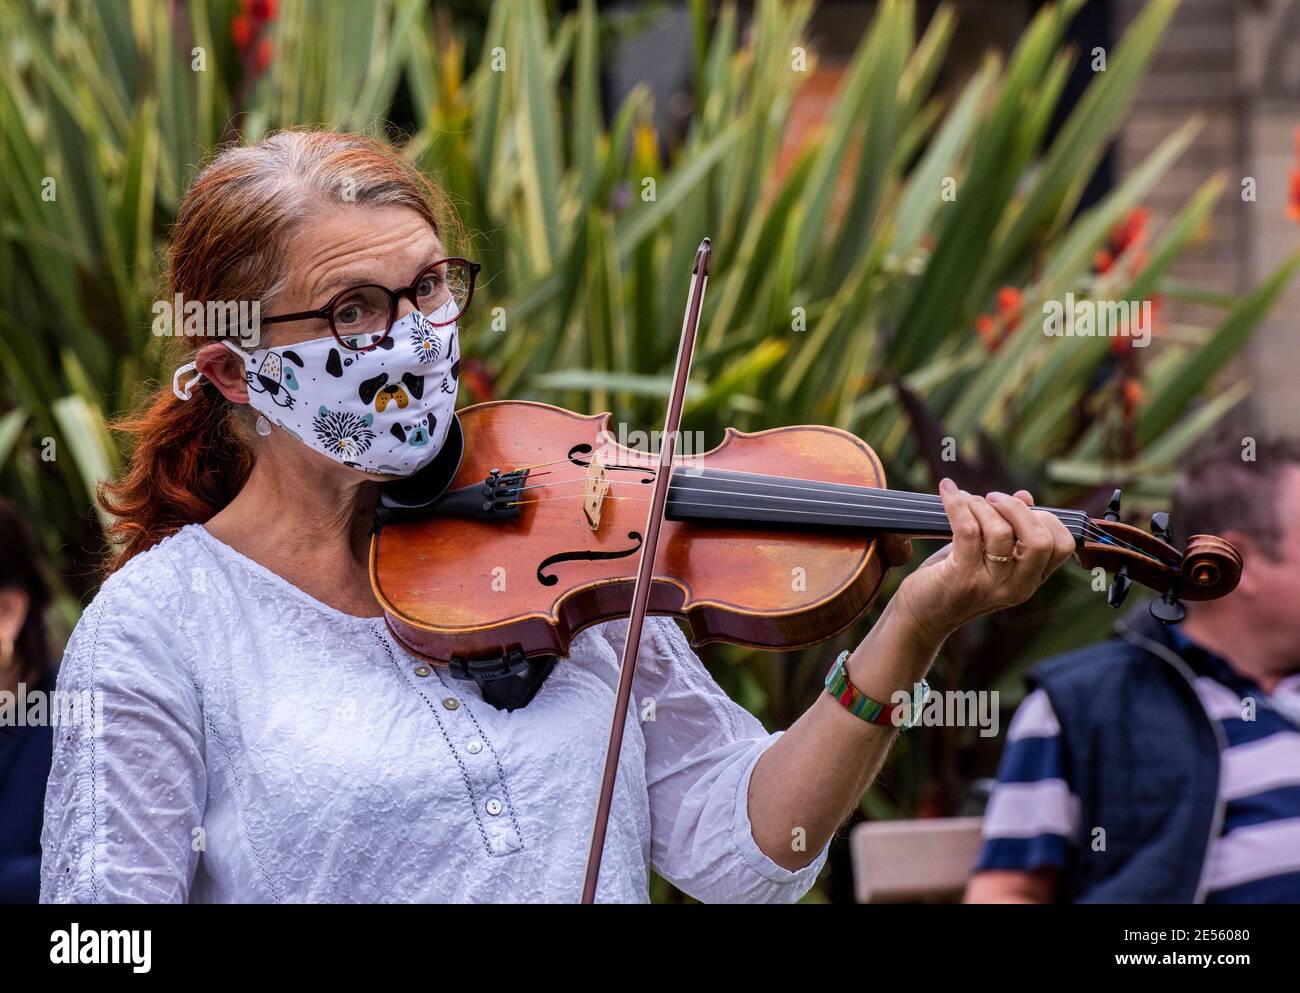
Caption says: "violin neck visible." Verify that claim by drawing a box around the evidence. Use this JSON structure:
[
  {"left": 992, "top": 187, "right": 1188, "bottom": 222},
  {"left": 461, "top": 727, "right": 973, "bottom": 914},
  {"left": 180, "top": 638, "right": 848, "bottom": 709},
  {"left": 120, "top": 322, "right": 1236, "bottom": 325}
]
[{"left": 664, "top": 467, "right": 1089, "bottom": 540}]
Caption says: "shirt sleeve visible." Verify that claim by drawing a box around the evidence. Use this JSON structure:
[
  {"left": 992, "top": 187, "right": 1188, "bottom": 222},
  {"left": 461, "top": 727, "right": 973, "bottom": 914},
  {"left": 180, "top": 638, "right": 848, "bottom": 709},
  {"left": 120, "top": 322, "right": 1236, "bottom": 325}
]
[
  {"left": 973, "top": 688, "right": 1080, "bottom": 873},
  {"left": 40, "top": 572, "right": 207, "bottom": 903},
  {"left": 618, "top": 616, "right": 828, "bottom": 903}
]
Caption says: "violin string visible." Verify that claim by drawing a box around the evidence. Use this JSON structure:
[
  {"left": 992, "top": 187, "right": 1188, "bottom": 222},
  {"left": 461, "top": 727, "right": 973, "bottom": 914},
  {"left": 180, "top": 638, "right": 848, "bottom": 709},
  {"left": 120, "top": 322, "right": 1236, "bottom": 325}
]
[
  {"left": 506, "top": 457, "right": 595, "bottom": 475},
  {"left": 515, "top": 477, "right": 608, "bottom": 494},
  {"left": 505, "top": 453, "right": 1158, "bottom": 556},
  {"left": 665, "top": 483, "right": 1135, "bottom": 551},
  {"left": 506, "top": 491, "right": 1151, "bottom": 559},
  {"left": 513, "top": 457, "right": 1032, "bottom": 501},
  {"left": 512, "top": 459, "right": 1142, "bottom": 547},
  {"left": 675, "top": 469, "right": 1108, "bottom": 539},
  {"left": 502, "top": 465, "right": 1152, "bottom": 557},
  {"left": 515, "top": 459, "right": 1085, "bottom": 517},
  {"left": 506, "top": 456, "right": 666, "bottom": 479},
  {"left": 514, "top": 472, "right": 1117, "bottom": 544},
  {"left": 508, "top": 455, "right": 708, "bottom": 482},
  {"left": 515, "top": 467, "right": 1056, "bottom": 513},
  {"left": 504, "top": 485, "right": 1155, "bottom": 561},
  {"left": 508, "top": 495, "right": 646, "bottom": 507}
]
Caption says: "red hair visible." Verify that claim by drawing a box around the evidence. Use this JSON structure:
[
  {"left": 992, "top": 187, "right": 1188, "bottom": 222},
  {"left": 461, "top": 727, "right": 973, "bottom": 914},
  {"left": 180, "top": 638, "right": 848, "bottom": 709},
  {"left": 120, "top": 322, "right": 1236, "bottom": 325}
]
[{"left": 99, "top": 130, "right": 462, "bottom": 571}]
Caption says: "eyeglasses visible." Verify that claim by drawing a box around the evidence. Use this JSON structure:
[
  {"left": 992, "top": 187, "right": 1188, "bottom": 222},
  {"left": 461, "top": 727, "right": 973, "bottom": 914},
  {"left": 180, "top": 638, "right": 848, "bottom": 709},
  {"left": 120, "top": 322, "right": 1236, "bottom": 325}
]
[{"left": 258, "top": 258, "right": 481, "bottom": 351}]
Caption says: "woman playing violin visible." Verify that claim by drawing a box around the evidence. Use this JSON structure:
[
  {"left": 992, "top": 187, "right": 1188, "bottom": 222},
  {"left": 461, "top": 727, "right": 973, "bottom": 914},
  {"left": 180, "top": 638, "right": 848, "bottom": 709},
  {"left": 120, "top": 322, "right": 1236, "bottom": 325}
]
[{"left": 41, "top": 131, "right": 1078, "bottom": 904}]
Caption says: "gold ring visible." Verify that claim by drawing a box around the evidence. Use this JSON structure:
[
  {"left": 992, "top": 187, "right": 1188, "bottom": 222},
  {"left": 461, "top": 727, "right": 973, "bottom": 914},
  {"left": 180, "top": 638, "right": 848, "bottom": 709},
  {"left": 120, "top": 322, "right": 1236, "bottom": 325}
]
[{"left": 983, "top": 550, "right": 1013, "bottom": 563}]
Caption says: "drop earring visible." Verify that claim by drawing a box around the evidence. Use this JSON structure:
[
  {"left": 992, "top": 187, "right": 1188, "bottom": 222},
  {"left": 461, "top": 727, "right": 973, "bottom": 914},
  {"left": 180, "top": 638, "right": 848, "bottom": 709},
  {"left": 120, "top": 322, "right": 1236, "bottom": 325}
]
[{"left": 255, "top": 414, "right": 272, "bottom": 437}]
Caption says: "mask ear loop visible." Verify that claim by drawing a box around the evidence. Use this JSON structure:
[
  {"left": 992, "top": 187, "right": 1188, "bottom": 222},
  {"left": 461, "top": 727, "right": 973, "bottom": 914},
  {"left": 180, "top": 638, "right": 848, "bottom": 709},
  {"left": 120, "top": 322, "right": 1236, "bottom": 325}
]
[
  {"left": 172, "top": 362, "right": 204, "bottom": 401},
  {"left": 173, "top": 341, "right": 250, "bottom": 400}
]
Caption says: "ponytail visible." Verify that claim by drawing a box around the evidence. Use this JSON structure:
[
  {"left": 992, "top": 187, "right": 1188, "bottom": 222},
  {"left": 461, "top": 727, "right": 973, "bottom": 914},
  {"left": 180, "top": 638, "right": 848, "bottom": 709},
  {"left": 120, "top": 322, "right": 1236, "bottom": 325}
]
[{"left": 98, "top": 379, "right": 253, "bottom": 572}]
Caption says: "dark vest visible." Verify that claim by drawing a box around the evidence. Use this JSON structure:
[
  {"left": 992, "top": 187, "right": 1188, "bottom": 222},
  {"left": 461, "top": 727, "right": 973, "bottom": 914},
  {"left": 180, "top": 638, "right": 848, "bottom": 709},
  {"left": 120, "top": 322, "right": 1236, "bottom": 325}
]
[{"left": 1027, "top": 608, "right": 1222, "bottom": 903}]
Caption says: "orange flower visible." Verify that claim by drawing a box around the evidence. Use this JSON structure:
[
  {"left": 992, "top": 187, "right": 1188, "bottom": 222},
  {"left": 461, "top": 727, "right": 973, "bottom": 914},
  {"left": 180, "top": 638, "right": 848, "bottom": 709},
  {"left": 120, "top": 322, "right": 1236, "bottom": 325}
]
[
  {"left": 974, "top": 285, "right": 1025, "bottom": 351},
  {"left": 975, "top": 313, "right": 999, "bottom": 349},
  {"left": 1111, "top": 207, "right": 1150, "bottom": 257},
  {"left": 234, "top": 0, "right": 276, "bottom": 63},
  {"left": 995, "top": 285, "right": 1023, "bottom": 329},
  {"left": 1122, "top": 378, "right": 1143, "bottom": 414},
  {"left": 1095, "top": 207, "right": 1151, "bottom": 275},
  {"left": 232, "top": 13, "right": 253, "bottom": 49},
  {"left": 255, "top": 38, "right": 274, "bottom": 73}
]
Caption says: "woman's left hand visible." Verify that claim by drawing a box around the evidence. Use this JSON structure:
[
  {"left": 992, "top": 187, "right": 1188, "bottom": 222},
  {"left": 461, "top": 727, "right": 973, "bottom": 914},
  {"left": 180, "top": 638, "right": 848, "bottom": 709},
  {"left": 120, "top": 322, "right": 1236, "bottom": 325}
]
[{"left": 890, "top": 478, "right": 1078, "bottom": 649}]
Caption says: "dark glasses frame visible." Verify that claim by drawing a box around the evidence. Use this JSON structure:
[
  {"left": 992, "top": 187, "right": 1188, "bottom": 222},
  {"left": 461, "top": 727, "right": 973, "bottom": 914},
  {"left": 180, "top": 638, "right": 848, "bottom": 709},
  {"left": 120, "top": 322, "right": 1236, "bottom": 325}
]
[{"left": 258, "top": 257, "right": 481, "bottom": 351}]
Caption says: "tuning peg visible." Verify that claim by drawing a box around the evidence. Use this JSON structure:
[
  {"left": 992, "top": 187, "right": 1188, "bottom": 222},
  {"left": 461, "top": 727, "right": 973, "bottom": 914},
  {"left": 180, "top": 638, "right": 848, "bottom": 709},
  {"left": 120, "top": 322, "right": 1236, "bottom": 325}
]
[
  {"left": 1149, "top": 587, "right": 1187, "bottom": 625},
  {"left": 1104, "top": 489, "right": 1122, "bottom": 522},
  {"left": 1150, "top": 511, "right": 1172, "bottom": 544},
  {"left": 1106, "top": 565, "right": 1131, "bottom": 608}
]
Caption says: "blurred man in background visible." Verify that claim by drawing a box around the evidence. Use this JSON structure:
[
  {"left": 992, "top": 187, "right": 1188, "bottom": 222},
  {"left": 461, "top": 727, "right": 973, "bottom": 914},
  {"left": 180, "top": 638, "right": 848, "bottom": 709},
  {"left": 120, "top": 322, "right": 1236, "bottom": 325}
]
[{"left": 967, "top": 437, "right": 1300, "bottom": 903}]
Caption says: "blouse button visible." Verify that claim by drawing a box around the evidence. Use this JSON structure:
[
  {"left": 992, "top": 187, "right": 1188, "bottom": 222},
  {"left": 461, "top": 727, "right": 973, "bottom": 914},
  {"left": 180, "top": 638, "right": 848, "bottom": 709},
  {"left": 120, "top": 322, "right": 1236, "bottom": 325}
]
[
  {"left": 466, "top": 739, "right": 483, "bottom": 754},
  {"left": 485, "top": 799, "right": 503, "bottom": 816},
  {"left": 442, "top": 696, "right": 460, "bottom": 711},
  {"left": 414, "top": 665, "right": 432, "bottom": 678}
]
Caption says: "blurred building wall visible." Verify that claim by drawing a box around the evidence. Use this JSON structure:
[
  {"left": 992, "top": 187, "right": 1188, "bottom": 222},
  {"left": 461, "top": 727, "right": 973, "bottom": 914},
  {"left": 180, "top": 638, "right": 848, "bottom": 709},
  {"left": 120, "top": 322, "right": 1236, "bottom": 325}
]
[{"left": 1115, "top": 0, "right": 1300, "bottom": 435}]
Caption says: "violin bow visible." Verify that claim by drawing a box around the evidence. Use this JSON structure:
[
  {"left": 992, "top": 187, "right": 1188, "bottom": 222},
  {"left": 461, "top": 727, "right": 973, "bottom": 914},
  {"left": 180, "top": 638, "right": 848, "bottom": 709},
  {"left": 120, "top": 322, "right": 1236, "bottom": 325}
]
[{"left": 580, "top": 238, "right": 712, "bottom": 903}]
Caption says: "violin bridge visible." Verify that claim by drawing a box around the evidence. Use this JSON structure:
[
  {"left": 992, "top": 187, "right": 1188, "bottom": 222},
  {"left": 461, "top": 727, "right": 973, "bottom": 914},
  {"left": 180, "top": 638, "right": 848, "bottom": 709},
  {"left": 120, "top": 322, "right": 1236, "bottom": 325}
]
[{"left": 583, "top": 453, "right": 611, "bottom": 531}]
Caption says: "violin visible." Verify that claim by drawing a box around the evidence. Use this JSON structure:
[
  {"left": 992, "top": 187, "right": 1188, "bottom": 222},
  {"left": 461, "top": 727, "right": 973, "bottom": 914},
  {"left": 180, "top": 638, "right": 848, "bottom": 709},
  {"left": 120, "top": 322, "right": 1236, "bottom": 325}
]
[
  {"left": 371, "top": 399, "right": 1241, "bottom": 660},
  {"left": 367, "top": 239, "right": 1242, "bottom": 901}
]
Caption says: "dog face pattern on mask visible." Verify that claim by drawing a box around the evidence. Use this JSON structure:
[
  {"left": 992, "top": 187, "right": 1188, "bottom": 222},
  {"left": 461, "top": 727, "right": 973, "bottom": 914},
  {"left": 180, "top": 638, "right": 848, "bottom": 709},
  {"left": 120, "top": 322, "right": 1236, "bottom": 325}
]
[
  {"left": 390, "top": 411, "right": 437, "bottom": 447},
  {"left": 247, "top": 349, "right": 304, "bottom": 408},
  {"left": 358, "top": 370, "right": 426, "bottom": 412}
]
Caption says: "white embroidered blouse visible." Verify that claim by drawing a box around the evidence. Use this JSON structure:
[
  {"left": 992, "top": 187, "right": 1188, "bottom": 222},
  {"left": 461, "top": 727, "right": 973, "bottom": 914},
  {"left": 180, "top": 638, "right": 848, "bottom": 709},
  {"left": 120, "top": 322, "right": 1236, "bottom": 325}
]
[{"left": 39, "top": 525, "right": 827, "bottom": 903}]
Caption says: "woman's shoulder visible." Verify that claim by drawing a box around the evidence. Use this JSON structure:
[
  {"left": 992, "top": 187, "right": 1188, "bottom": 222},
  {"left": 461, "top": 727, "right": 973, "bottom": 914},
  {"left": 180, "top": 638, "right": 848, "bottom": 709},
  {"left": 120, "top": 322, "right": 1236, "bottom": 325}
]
[
  {"left": 89, "top": 525, "right": 206, "bottom": 619},
  {"left": 62, "top": 527, "right": 208, "bottom": 686}
]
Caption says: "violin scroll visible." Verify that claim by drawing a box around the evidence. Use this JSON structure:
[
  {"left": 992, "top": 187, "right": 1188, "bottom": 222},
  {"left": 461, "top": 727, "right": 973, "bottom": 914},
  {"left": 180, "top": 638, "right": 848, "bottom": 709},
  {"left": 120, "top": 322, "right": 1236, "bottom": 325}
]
[
  {"left": 1181, "top": 534, "right": 1242, "bottom": 595},
  {"left": 1074, "top": 516, "right": 1243, "bottom": 611}
]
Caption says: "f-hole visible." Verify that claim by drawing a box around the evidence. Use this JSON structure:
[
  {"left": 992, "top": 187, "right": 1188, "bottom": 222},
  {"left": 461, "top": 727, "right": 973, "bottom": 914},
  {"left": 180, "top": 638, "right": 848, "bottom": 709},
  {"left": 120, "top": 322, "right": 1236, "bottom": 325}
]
[{"left": 536, "top": 532, "right": 644, "bottom": 587}]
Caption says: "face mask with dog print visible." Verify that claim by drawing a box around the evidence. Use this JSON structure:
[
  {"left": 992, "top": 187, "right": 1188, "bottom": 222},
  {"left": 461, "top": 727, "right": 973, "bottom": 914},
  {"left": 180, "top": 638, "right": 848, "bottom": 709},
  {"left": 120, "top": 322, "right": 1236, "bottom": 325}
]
[{"left": 173, "top": 300, "right": 460, "bottom": 476}]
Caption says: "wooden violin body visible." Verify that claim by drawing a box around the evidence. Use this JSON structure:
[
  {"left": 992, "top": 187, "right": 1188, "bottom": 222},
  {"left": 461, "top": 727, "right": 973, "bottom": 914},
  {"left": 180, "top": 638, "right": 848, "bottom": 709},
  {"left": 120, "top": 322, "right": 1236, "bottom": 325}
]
[
  {"left": 371, "top": 400, "right": 893, "bottom": 663},
  {"left": 370, "top": 400, "right": 1243, "bottom": 665}
]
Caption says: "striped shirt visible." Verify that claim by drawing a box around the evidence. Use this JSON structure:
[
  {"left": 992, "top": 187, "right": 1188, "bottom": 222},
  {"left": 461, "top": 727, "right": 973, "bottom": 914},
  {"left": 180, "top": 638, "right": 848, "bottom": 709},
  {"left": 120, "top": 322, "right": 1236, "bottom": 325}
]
[{"left": 975, "top": 636, "right": 1300, "bottom": 902}]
